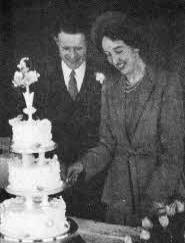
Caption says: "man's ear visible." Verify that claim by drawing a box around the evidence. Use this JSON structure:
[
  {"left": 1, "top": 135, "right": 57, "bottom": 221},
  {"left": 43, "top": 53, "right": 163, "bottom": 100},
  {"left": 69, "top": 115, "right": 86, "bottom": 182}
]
[{"left": 54, "top": 36, "right": 58, "bottom": 45}]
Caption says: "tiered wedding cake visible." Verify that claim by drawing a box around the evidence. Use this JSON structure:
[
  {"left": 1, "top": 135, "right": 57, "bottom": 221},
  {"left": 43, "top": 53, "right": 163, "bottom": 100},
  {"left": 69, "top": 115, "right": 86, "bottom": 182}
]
[{"left": 0, "top": 58, "right": 69, "bottom": 241}]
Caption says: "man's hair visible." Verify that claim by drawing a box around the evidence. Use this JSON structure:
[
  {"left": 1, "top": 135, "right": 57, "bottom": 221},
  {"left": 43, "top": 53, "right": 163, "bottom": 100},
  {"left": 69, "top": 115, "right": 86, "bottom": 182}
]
[{"left": 51, "top": 11, "right": 88, "bottom": 37}]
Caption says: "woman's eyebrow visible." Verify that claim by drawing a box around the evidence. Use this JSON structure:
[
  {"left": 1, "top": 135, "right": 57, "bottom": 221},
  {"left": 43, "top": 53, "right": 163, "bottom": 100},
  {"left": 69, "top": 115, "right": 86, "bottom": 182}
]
[{"left": 113, "top": 45, "right": 123, "bottom": 51}]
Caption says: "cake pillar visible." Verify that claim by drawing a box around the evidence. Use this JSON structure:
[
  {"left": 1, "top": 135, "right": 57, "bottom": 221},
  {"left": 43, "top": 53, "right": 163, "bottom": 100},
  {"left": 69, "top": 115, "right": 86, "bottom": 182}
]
[
  {"left": 23, "top": 85, "right": 36, "bottom": 121},
  {"left": 38, "top": 152, "right": 45, "bottom": 166},
  {"left": 25, "top": 195, "right": 33, "bottom": 209},
  {"left": 26, "top": 85, "right": 29, "bottom": 95},
  {"left": 22, "top": 154, "right": 33, "bottom": 167},
  {"left": 41, "top": 195, "right": 49, "bottom": 207}
]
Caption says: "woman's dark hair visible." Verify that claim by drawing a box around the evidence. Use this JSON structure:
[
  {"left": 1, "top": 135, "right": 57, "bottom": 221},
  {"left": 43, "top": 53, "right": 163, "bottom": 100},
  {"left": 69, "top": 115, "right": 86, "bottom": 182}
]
[{"left": 91, "top": 11, "right": 150, "bottom": 64}]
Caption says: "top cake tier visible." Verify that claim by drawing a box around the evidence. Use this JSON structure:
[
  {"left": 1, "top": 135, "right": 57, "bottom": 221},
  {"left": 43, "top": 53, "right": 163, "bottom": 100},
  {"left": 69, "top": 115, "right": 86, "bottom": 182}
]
[{"left": 9, "top": 117, "right": 55, "bottom": 154}]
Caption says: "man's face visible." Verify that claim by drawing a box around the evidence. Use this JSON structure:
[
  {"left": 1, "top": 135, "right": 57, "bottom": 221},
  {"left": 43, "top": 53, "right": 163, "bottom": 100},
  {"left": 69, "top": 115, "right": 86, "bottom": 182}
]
[
  {"left": 55, "top": 31, "right": 87, "bottom": 70},
  {"left": 102, "top": 36, "right": 138, "bottom": 77}
]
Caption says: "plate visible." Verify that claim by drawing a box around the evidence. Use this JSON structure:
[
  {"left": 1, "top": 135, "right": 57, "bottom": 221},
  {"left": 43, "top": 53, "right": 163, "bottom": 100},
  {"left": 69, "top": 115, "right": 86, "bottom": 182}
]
[{"left": 0, "top": 218, "right": 78, "bottom": 243}]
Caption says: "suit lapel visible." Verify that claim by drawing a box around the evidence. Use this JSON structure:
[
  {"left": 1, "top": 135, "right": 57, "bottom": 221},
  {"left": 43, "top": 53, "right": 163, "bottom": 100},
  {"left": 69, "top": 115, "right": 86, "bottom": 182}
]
[
  {"left": 54, "top": 58, "right": 77, "bottom": 103},
  {"left": 75, "top": 61, "right": 96, "bottom": 103}
]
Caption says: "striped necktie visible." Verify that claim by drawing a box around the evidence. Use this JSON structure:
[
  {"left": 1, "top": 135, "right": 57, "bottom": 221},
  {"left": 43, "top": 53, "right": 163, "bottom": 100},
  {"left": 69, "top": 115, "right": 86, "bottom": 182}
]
[{"left": 68, "top": 70, "right": 78, "bottom": 100}]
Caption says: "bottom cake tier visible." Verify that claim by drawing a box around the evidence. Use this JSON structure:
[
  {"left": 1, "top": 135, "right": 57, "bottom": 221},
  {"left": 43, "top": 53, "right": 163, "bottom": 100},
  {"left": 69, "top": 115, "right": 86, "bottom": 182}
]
[{"left": 0, "top": 196, "right": 69, "bottom": 240}]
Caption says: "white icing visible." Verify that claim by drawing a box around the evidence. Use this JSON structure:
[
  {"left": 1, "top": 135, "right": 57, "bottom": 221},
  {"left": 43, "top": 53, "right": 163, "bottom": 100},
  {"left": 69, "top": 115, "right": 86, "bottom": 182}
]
[
  {"left": 9, "top": 117, "right": 54, "bottom": 150},
  {"left": 0, "top": 61, "right": 68, "bottom": 241},
  {"left": 8, "top": 155, "right": 63, "bottom": 193},
  {"left": 0, "top": 197, "right": 68, "bottom": 240}
]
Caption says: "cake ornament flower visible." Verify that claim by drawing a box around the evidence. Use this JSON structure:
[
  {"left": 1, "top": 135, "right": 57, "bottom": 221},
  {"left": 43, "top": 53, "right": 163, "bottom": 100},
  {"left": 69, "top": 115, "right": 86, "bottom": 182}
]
[
  {"left": 175, "top": 200, "right": 185, "bottom": 213},
  {"left": 153, "top": 201, "right": 166, "bottom": 215},
  {"left": 158, "top": 215, "right": 169, "bottom": 228},
  {"left": 12, "top": 57, "right": 40, "bottom": 120},
  {"left": 153, "top": 201, "right": 165, "bottom": 209},
  {"left": 17, "top": 57, "right": 29, "bottom": 72},
  {"left": 12, "top": 57, "right": 40, "bottom": 88},
  {"left": 95, "top": 72, "right": 105, "bottom": 84},
  {"left": 123, "top": 235, "right": 133, "bottom": 243},
  {"left": 13, "top": 71, "right": 24, "bottom": 87},
  {"left": 166, "top": 202, "right": 176, "bottom": 216},
  {"left": 140, "top": 229, "right": 150, "bottom": 240},
  {"left": 142, "top": 217, "right": 153, "bottom": 229}
]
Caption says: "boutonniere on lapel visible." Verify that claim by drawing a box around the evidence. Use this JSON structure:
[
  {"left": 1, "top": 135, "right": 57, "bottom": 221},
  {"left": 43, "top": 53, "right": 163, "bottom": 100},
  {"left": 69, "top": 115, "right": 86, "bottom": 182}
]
[{"left": 95, "top": 72, "right": 106, "bottom": 84}]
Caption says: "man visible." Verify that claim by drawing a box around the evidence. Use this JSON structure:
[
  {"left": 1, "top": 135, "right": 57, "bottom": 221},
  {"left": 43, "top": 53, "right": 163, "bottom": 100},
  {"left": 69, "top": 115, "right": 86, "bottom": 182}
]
[{"left": 43, "top": 13, "right": 107, "bottom": 220}]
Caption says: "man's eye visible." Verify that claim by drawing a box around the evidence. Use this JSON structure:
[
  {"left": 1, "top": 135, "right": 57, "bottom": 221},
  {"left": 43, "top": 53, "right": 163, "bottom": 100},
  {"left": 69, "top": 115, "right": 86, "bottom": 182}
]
[
  {"left": 75, "top": 47, "right": 83, "bottom": 51},
  {"left": 62, "top": 47, "right": 70, "bottom": 51}
]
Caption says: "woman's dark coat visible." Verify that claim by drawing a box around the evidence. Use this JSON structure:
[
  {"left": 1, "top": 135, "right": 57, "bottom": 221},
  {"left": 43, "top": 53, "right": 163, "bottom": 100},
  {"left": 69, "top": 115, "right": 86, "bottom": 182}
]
[{"left": 81, "top": 66, "right": 185, "bottom": 224}]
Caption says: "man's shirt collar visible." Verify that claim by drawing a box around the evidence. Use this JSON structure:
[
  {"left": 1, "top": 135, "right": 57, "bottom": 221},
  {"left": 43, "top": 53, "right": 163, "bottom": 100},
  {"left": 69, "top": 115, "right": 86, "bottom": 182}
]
[{"left": 61, "top": 61, "right": 86, "bottom": 92}]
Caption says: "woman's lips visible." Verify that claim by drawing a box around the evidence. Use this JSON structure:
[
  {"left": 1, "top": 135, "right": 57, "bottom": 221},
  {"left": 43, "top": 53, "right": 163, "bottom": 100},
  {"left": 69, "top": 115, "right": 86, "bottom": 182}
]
[{"left": 116, "top": 61, "right": 126, "bottom": 70}]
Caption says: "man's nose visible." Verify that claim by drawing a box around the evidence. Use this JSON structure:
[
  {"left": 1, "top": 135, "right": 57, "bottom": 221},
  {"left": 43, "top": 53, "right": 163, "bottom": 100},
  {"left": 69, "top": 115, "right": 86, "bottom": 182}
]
[{"left": 69, "top": 49, "right": 77, "bottom": 59}]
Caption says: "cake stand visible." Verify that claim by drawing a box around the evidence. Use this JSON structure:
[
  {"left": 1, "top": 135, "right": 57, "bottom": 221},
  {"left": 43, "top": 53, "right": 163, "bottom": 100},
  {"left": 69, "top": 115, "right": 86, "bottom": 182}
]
[
  {"left": 0, "top": 144, "right": 78, "bottom": 242},
  {"left": 6, "top": 143, "right": 62, "bottom": 196},
  {"left": 6, "top": 142, "right": 63, "bottom": 197}
]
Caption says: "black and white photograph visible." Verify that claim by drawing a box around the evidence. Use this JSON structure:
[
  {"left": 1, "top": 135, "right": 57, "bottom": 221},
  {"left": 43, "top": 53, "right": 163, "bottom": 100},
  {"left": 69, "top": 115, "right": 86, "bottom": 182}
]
[{"left": 0, "top": 0, "right": 185, "bottom": 242}]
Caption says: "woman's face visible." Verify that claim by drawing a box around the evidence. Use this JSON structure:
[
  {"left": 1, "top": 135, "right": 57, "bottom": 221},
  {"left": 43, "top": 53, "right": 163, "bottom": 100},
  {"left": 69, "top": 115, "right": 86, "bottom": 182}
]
[{"left": 102, "top": 36, "right": 139, "bottom": 76}]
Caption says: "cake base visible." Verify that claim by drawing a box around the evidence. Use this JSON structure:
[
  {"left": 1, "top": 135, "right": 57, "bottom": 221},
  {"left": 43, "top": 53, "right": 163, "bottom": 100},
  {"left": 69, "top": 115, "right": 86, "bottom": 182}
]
[
  {"left": 0, "top": 197, "right": 69, "bottom": 241},
  {"left": 0, "top": 218, "right": 78, "bottom": 243}
]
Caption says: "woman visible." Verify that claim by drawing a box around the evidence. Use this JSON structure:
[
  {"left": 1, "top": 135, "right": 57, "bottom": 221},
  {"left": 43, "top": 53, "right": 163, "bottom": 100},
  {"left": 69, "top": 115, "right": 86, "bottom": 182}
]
[{"left": 66, "top": 12, "right": 185, "bottom": 225}]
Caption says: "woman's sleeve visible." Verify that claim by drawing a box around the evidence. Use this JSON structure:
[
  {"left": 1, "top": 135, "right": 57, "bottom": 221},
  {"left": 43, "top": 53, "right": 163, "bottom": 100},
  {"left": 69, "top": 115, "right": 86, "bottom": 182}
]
[
  {"left": 146, "top": 72, "right": 185, "bottom": 202},
  {"left": 81, "top": 79, "right": 117, "bottom": 181}
]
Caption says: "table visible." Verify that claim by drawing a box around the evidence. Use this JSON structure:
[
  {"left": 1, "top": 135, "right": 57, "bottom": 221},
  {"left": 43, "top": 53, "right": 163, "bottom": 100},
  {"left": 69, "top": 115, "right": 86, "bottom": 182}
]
[
  {"left": 74, "top": 217, "right": 139, "bottom": 243},
  {"left": 0, "top": 217, "right": 140, "bottom": 243}
]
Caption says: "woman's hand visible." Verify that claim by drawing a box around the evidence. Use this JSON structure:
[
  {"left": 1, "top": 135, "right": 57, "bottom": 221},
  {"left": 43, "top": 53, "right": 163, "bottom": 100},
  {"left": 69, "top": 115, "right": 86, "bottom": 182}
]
[{"left": 66, "top": 161, "right": 84, "bottom": 186}]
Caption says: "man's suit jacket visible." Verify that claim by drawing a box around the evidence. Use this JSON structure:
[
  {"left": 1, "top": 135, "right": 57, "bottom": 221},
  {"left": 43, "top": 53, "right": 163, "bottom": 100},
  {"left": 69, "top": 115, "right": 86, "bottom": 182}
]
[
  {"left": 14, "top": 56, "right": 103, "bottom": 165},
  {"left": 42, "top": 57, "right": 108, "bottom": 218},
  {"left": 81, "top": 66, "right": 185, "bottom": 224},
  {"left": 43, "top": 57, "right": 102, "bottom": 166}
]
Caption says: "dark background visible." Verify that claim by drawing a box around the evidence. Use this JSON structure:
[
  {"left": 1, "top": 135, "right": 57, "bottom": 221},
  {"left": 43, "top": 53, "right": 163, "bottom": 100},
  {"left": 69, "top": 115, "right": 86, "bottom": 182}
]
[
  {"left": 1, "top": 0, "right": 185, "bottom": 70},
  {"left": 1, "top": 0, "right": 185, "bottom": 92},
  {"left": 0, "top": 0, "right": 184, "bottom": 135}
]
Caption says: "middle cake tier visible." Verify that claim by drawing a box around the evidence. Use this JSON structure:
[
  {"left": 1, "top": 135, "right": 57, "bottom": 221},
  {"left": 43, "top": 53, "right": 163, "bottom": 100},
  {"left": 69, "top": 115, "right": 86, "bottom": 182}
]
[{"left": 7, "top": 155, "right": 63, "bottom": 194}]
